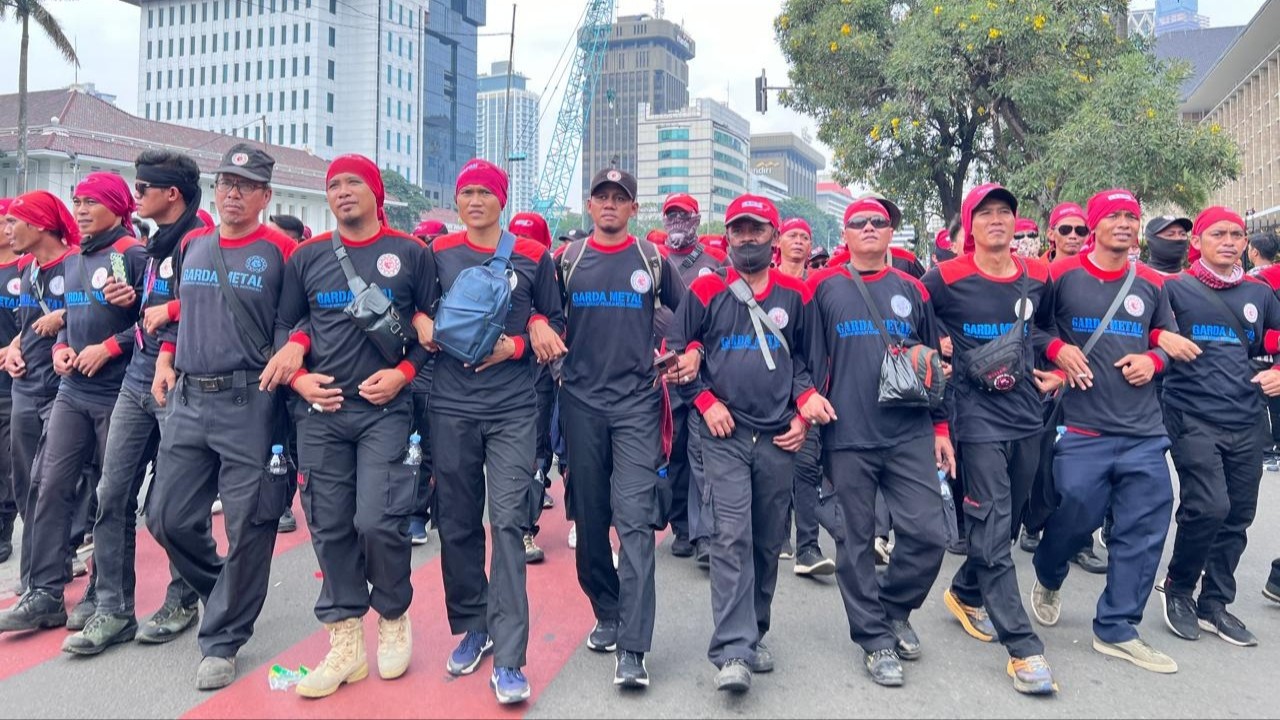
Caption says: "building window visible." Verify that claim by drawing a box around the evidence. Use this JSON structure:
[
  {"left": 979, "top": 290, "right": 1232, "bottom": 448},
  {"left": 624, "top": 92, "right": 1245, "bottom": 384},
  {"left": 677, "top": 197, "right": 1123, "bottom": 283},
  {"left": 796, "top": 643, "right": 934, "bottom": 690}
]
[
  {"left": 329, "top": 0, "right": 335, "bottom": 12},
  {"left": 657, "top": 149, "right": 689, "bottom": 160},
  {"left": 148, "top": 9, "right": 153, "bottom": 27},
  {"left": 269, "top": 27, "right": 275, "bottom": 45},
  {"left": 326, "top": 125, "right": 334, "bottom": 146},
  {"left": 292, "top": 57, "right": 298, "bottom": 76},
  {"left": 146, "top": 41, "right": 152, "bottom": 60},
  {"left": 291, "top": 90, "right": 297, "bottom": 110},
  {"left": 293, "top": 23, "right": 298, "bottom": 43},
  {"left": 407, "top": 73, "right": 412, "bottom": 91},
  {"left": 657, "top": 167, "right": 689, "bottom": 177},
  {"left": 268, "top": 61, "right": 274, "bottom": 79},
  {"left": 146, "top": 73, "right": 152, "bottom": 90},
  {"left": 714, "top": 130, "right": 745, "bottom": 153},
  {"left": 326, "top": 92, "right": 334, "bottom": 112},
  {"left": 304, "top": 56, "right": 311, "bottom": 75},
  {"left": 233, "top": 95, "right": 238, "bottom": 114},
  {"left": 658, "top": 184, "right": 690, "bottom": 194},
  {"left": 305, "top": 22, "right": 311, "bottom": 42},
  {"left": 290, "top": 124, "right": 297, "bottom": 144},
  {"left": 658, "top": 128, "right": 690, "bottom": 141},
  {"left": 329, "top": 27, "right": 336, "bottom": 47},
  {"left": 302, "top": 123, "right": 308, "bottom": 145},
  {"left": 303, "top": 89, "right": 309, "bottom": 109},
  {"left": 386, "top": 64, "right": 392, "bottom": 84}
]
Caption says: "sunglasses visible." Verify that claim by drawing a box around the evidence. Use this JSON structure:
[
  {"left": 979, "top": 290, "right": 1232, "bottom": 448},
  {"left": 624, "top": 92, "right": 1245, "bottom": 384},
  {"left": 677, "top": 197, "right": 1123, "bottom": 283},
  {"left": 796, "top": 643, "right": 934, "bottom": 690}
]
[
  {"left": 1013, "top": 232, "right": 1038, "bottom": 240},
  {"left": 847, "top": 216, "right": 892, "bottom": 230},
  {"left": 134, "top": 181, "right": 172, "bottom": 195},
  {"left": 1056, "top": 224, "right": 1089, "bottom": 237}
]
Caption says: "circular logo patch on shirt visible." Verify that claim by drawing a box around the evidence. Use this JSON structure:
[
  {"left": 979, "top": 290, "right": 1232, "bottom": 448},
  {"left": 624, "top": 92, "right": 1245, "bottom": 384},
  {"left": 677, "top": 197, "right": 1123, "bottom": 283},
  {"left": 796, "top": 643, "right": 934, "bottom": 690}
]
[
  {"left": 1244, "top": 302, "right": 1259, "bottom": 323},
  {"left": 768, "top": 307, "right": 789, "bottom": 329},
  {"left": 1124, "top": 294, "right": 1145, "bottom": 317},
  {"left": 508, "top": 272, "right": 519, "bottom": 291},
  {"left": 630, "top": 269, "right": 652, "bottom": 293},
  {"left": 890, "top": 294, "right": 912, "bottom": 318},
  {"left": 245, "top": 255, "right": 268, "bottom": 274},
  {"left": 1015, "top": 298, "right": 1035, "bottom": 321},
  {"left": 159, "top": 257, "right": 174, "bottom": 279},
  {"left": 6, "top": 278, "right": 21, "bottom": 295},
  {"left": 48, "top": 275, "right": 65, "bottom": 296},
  {"left": 697, "top": 267, "right": 713, "bottom": 277},
  {"left": 91, "top": 267, "right": 109, "bottom": 290},
  {"left": 377, "top": 253, "right": 401, "bottom": 278}
]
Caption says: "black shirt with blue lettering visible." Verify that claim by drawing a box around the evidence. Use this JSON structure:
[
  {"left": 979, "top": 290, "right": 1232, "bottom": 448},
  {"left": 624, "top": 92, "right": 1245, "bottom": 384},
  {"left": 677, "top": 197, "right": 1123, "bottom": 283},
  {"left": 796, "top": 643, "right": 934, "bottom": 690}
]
[
  {"left": 0, "top": 256, "right": 23, "bottom": 395},
  {"left": 54, "top": 227, "right": 148, "bottom": 403},
  {"left": 807, "top": 265, "right": 947, "bottom": 451},
  {"left": 1162, "top": 272, "right": 1280, "bottom": 431},
  {"left": 668, "top": 268, "right": 814, "bottom": 432},
  {"left": 922, "top": 255, "right": 1057, "bottom": 443},
  {"left": 1048, "top": 254, "right": 1175, "bottom": 436},
  {"left": 14, "top": 249, "right": 73, "bottom": 398},
  {"left": 277, "top": 229, "right": 432, "bottom": 409},
  {"left": 165, "top": 225, "right": 296, "bottom": 375},
  {"left": 559, "top": 236, "right": 686, "bottom": 414},
  {"left": 123, "top": 220, "right": 196, "bottom": 393},
  {"left": 426, "top": 231, "right": 565, "bottom": 418}
]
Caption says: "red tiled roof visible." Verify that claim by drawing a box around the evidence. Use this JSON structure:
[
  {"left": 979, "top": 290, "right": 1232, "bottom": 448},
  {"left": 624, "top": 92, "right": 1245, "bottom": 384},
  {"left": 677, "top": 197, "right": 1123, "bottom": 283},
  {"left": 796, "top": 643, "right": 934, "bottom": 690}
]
[{"left": 0, "top": 88, "right": 329, "bottom": 190}]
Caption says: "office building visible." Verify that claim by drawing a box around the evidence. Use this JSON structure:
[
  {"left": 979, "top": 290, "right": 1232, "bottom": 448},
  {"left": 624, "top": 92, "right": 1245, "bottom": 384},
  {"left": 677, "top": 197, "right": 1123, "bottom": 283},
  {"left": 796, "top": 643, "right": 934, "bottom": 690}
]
[
  {"left": 750, "top": 132, "right": 824, "bottom": 206},
  {"left": 636, "top": 98, "right": 750, "bottom": 224},
  {"left": 476, "top": 61, "right": 540, "bottom": 214}
]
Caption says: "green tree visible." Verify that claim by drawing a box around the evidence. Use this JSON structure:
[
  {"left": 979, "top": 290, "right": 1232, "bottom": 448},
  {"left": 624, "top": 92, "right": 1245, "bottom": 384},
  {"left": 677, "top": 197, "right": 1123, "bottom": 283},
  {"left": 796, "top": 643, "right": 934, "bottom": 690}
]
[
  {"left": 1, "top": 0, "right": 78, "bottom": 192},
  {"left": 774, "top": 196, "right": 842, "bottom": 251},
  {"left": 379, "top": 169, "right": 432, "bottom": 234},
  {"left": 775, "top": 0, "right": 1236, "bottom": 228}
]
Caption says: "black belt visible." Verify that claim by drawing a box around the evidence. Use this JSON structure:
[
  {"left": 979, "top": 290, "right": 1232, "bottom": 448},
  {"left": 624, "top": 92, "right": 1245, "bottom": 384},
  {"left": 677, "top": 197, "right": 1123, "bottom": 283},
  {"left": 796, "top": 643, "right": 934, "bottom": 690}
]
[{"left": 186, "top": 374, "right": 235, "bottom": 392}]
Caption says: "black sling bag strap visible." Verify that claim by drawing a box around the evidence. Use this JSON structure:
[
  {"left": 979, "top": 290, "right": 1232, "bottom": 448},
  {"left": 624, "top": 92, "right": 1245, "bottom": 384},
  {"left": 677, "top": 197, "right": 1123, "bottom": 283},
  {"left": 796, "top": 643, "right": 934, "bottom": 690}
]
[
  {"left": 29, "top": 263, "right": 52, "bottom": 316},
  {"left": 1046, "top": 260, "right": 1137, "bottom": 420},
  {"left": 209, "top": 227, "right": 274, "bottom": 358},
  {"left": 1183, "top": 274, "right": 1269, "bottom": 375},
  {"left": 679, "top": 245, "right": 704, "bottom": 270}
]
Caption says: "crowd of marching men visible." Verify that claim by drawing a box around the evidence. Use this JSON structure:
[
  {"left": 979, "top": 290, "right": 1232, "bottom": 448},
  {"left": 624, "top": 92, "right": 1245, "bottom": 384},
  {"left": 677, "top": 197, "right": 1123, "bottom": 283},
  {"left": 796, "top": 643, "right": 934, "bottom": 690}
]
[{"left": 0, "top": 142, "right": 1279, "bottom": 706}]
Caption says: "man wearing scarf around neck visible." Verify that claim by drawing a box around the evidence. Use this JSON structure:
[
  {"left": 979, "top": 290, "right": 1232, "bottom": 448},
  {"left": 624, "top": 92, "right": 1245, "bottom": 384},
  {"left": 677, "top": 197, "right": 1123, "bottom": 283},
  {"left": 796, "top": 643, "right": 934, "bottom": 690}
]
[
  {"left": 1156, "top": 206, "right": 1280, "bottom": 648},
  {"left": 0, "top": 175, "right": 146, "bottom": 636},
  {"left": 63, "top": 152, "right": 206, "bottom": 655},
  {"left": 268, "top": 153, "right": 434, "bottom": 699}
]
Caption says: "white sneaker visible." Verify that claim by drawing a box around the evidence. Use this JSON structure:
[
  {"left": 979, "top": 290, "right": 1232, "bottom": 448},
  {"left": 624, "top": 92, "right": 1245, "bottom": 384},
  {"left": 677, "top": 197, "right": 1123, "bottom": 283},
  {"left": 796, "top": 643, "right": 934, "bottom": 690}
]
[{"left": 568, "top": 523, "right": 577, "bottom": 549}]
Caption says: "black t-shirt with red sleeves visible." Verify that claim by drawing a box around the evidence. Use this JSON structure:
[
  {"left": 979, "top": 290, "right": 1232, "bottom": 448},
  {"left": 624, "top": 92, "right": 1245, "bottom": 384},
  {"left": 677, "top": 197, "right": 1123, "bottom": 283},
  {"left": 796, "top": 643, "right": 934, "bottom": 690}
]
[
  {"left": 1048, "top": 254, "right": 1176, "bottom": 436},
  {"left": 15, "top": 249, "right": 74, "bottom": 398},
  {"left": 166, "top": 225, "right": 296, "bottom": 376},
  {"left": 55, "top": 228, "right": 149, "bottom": 403},
  {"left": 277, "top": 229, "right": 433, "bottom": 409},
  {"left": 427, "top": 231, "right": 565, "bottom": 418},
  {"left": 668, "top": 268, "right": 814, "bottom": 432},
  {"left": 559, "top": 236, "right": 686, "bottom": 414},
  {"left": 1162, "top": 272, "right": 1280, "bottom": 431},
  {"left": 923, "top": 255, "right": 1058, "bottom": 443},
  {"left": 0, "top": 255, "right": 24, "bottom": 394},
  {"left": 807, "top": 265, "right": 947, "bottom": 451}
]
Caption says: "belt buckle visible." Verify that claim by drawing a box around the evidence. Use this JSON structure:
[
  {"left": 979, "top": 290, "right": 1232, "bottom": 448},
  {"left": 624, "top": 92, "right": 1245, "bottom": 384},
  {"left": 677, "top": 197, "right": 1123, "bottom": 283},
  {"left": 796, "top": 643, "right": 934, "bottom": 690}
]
[{"left": 196, "top": 376, "right": 223, "bottom": 392}]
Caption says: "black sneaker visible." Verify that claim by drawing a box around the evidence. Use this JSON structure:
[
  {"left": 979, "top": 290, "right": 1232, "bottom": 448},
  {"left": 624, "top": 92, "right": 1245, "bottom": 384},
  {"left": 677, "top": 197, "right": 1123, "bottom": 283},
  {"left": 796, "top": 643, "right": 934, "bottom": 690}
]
[
  {"left": 1071, "top": 548, "right": 1107, "bottom": 574},
  {"left": 694, "top": 539, "right": 710, "bottom": 569},
  {"left": 715, "top": 658, "right": 751, "bottom": 693},
  {"left": 277, "top": 508, "right": 297, "bottom": 534},
  {"left": 794, "top": 547, "right": 836, "bottom": 576},
  {"left": 0, "top": 589, "right": 67, "bottom": 633},
  {"left": 1159, "top": 583, "right": 1200, "bottom": 641},
  {"left": 779, "top": 539, "right": 795, "bottom": 560},
  {"left": 66, "top": 589, "right": 97, "bottom": 632},
  {"left": 670, "top": 536, "right": 694, "bottom": 558},
  {"left": 1266, "top": 576, "right": 1280, "bottom": 604},
  {"left": 1198, "top": 609, "right": 1258, "bottom": 647},
  {"left": 1019, "top": 530, "right": 1040, "bottom": 554},
  {"left": 138, "top": 601, "right": 199, "bottom": 644},
  {"left": 62, "top": 614, "right": 138, "bottom": 656},
  {"left": 613, "top": 650, "right": 649, "bottom": 688},
  {"left": 586, "top": 619, "right": 619, "bottom": 652},
  {"left": 890, "top": 619, "right": 922, "bottom": 661},
  {"left": 864, "top": 648, "right": 904, "bottom": 687},
  {"left": 749, "top": 641, "right": 774, "bottom": 673},
  {"left": 0, "top": 515, "right": 14, "bottom": 564}
]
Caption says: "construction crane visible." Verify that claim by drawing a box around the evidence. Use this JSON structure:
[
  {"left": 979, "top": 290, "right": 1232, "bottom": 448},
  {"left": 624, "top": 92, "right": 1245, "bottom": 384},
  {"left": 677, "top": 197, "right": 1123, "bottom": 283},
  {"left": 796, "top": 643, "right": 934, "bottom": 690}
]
[{"left": 529, "top": 0, "right": 616, "bottom": 239}]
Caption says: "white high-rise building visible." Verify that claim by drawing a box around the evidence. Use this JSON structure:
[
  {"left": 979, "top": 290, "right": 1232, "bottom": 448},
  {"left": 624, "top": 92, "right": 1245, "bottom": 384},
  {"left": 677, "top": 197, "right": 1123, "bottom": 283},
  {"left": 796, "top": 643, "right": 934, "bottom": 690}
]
[
  {"left": 134, "top": 0, "right": 425, "bottom": 183},
  {"left": 635, "top": 98, "right": 751, "bottom": 224},
  {"left": 476, "top": 62, "right": 540, "bottom": 215}
]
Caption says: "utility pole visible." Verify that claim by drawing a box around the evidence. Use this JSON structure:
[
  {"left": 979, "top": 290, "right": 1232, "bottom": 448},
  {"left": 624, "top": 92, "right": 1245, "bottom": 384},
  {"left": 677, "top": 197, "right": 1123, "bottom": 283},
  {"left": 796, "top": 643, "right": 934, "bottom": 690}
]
[
  {"left": 261, "top": 115, "right": 268, "bottom": 143},
  {"left": 501, "top": 4, "right": 517, "bottom": 174}
]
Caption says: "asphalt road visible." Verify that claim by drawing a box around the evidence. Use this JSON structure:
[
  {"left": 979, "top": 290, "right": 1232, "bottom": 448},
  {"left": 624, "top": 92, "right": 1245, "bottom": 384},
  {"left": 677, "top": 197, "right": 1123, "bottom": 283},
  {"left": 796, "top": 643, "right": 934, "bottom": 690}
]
[{"left": 1, "top": 462, "right": 1278, "bottom": 719}]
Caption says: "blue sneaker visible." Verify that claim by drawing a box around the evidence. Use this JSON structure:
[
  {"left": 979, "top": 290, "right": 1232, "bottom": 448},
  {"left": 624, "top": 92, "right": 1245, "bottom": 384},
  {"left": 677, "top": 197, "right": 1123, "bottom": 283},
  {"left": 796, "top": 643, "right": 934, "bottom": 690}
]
[
  {"left": 490, "top": 666, "right": 531, "bottom": 704},
  {"left": 447, "top": 631, "right": 493, "bottom": 676},
  {"left": 409, "top": 518, "right": 429, "bottom": 546}
]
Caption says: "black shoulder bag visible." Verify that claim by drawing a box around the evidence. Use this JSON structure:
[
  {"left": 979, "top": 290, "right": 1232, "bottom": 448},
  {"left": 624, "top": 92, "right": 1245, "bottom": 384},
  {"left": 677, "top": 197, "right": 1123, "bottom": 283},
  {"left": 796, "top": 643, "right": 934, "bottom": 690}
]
[
  {"left": 962, "top": 260, "right": 1030, "bottom": 393},
  {"left": 332, "top": 234, "right": 410, "bottom": 364},
  {"left": 847, "top": 266, "right": 946, "bottom": 408},
  {"left": 209, "top": 229, "right": 274, "bottom": 359}
]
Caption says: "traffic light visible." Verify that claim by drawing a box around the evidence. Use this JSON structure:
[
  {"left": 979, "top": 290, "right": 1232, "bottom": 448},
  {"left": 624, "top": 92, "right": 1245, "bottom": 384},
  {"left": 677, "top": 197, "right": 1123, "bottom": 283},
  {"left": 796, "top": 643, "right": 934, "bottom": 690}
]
[{"left": 755, "top": 70, "right": 768, "bottom": 114}]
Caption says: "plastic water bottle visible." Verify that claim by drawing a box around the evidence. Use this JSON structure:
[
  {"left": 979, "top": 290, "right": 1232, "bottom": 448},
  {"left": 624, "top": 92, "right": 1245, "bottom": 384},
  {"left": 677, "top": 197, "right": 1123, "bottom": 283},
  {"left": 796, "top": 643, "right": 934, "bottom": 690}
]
[
  {"left": 938, "top": 470, "right": 952, "bottom": 500},
  {"left": 268, "top": 444, "right": 288, "bottom": 477},
  {"left": 404, "top": 433, "right": 423, "bottom": 466},
  {"left": 267, "top": 664, "right": 309, "bottom": 690},
  {"left": 1054, "top": 425, "right": 1067, "bottom": 444}
]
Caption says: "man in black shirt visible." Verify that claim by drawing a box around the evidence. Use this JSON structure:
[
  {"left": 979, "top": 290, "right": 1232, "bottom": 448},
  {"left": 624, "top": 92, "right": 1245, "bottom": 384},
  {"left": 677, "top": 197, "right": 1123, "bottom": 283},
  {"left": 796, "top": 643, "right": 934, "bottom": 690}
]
[
  {"left": 559, "top": 168, "right": 685, "bottom": 689},
  {"left": 1157, "top": 206, "right": 1280, "bottom": 647},
  {"left": 268, "top": 154, "right": 432, "bottom": 699},
  {"left": 0, "top": 198, "right": 20, "bottom": 565}
]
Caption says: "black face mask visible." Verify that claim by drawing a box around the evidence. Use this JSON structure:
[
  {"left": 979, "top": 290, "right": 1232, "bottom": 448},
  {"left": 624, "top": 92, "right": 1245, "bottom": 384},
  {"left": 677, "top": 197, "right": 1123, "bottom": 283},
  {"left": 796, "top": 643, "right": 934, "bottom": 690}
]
[
  {"left": 1146, "top": 234, "right": 1188, "bottom": 272},
  {"left": 730, "top": 241, "right": 774, "bottom": 274}
]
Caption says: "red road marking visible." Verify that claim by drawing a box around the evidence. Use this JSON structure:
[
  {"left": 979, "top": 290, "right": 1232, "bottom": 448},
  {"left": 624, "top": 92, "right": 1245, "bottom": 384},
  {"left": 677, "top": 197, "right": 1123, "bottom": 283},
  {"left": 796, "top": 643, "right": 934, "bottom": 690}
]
[
  {"left": 183, "top": 486, "right": 652, "bottom": 719},
  {"left": 0, "top": 498, "right": 311, "bottom": 681}
]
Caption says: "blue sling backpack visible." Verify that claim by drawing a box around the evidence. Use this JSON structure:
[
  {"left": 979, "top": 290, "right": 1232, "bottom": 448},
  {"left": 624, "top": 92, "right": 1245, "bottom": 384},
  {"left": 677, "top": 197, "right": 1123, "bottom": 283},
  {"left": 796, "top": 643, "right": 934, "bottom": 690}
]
[{"left": 433, "top": 230, "right": 518, "bottom": 365}]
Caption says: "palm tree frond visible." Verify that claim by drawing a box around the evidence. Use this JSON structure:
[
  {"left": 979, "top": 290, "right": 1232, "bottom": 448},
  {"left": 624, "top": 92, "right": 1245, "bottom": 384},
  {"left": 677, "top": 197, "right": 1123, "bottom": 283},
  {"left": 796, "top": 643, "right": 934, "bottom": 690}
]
[{"left": 27, "top": 1, "right": 79, "bottom": 66}]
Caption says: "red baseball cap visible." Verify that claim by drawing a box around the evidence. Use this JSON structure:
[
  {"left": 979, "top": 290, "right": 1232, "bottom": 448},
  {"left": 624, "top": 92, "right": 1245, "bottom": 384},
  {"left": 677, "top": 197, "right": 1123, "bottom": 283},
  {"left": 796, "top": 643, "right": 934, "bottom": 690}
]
[
  {"left": 1049, "top": 202, "right": 1087, "bottom": 229},
  {"left": 701, "top": 234, "right": 728, "bottom": 253},
  {"left": 663, "top": 193, "right": 699, "bottom": 214},
  {"left": 508, "top": 212, "right": 550, "bottom": 247},
  {"left": 725, "top": 195, "right": 780, "bottom": 228}
]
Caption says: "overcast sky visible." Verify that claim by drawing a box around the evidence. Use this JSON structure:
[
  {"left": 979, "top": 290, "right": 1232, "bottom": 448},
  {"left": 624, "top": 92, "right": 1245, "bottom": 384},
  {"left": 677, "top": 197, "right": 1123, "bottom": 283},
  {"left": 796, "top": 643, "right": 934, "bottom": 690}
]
[{"left": 0, "top": 0, "right": 1267, "bottom": 197}]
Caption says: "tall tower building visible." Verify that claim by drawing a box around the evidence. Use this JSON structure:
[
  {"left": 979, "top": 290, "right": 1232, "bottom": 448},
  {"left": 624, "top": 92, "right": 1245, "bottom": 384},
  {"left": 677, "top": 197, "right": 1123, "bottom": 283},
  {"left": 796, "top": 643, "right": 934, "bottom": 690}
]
[
  {"left": 581, "top": 13, "right": 694, "bottom": 203},
  {"left": 1155, "top": 0, "right": 1209, "bottom": 34},
  {"left": 476, "top": 61, "right": 540, "bottom": 215},
  {"left": 421, "top": 0, "right": 485, "bottom": 206},
  {"left": 135, "top": 0, "right": 428, "bottom": 184}
]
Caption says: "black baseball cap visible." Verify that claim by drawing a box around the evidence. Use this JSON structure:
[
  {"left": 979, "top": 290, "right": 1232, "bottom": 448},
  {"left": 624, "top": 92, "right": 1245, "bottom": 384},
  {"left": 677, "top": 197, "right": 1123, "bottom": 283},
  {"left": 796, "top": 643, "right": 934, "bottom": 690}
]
[
  {"left": 809, "top": 246, "right": 830, "bottom": 261},
  {"left": 1145, "top": 215, "right": 1192, "bottom": 237},
  {"left": 855, "top": 191, "right": 903, "bottom": 230},
  {"left": 213, "top": 142, "right": 275, "bottom": 183},
  {"left": 588, "top": 168, "right": 637, "bottom": 201},
  {"left": 558, "top": 228, "right": 590, "bottom": 243}
]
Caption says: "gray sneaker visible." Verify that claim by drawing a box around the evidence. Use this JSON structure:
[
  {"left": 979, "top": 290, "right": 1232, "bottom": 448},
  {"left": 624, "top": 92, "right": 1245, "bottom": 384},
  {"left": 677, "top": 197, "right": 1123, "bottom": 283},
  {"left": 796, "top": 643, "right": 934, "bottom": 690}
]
[
  {"left": 62, "top": 614, "right": 138, "bottom": 656},
  {"left": 1030, "top": 579, "right": 1061, "bottom": 627},
  {"left": 715, "top": 658, "right": 752, "bottom": 693},
  {"left": 1092, "top": 636, "right": 1178, "bottom": 674},
  {"left": 138, "top": 601, "right": 199, "bottom": 644},
  {"left": 66, "top": 588, "right": 97, "bottom": 631},
  {"left": 195, "top": 655, "right": 237, "bottom": 690}
]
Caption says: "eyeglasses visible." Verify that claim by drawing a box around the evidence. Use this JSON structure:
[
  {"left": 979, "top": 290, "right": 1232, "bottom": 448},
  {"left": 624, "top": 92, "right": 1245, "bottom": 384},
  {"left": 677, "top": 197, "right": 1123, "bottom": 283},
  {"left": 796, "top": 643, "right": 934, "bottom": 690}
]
[
  {"left": 215, "top": 177, "right": 266, "bottom": 194},
  {"left": 1056, "top": 224, "right": 1089, "bottom": 237},
  {"left": 846, "top": 216, "right": 892, "bottom": 230},
  {"left": 1013, "top": 232, "right": 1039, "bottom": 240},
  {"left": 134, "top": 181, "right": 172, "bottom": 195}
]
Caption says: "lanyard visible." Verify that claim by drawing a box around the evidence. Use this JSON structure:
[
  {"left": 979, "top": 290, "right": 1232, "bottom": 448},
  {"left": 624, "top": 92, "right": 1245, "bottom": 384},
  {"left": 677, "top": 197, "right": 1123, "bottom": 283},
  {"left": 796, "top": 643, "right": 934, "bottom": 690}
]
[{"left": 134, "top": 258, "right": 158, "bottom": 349}]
